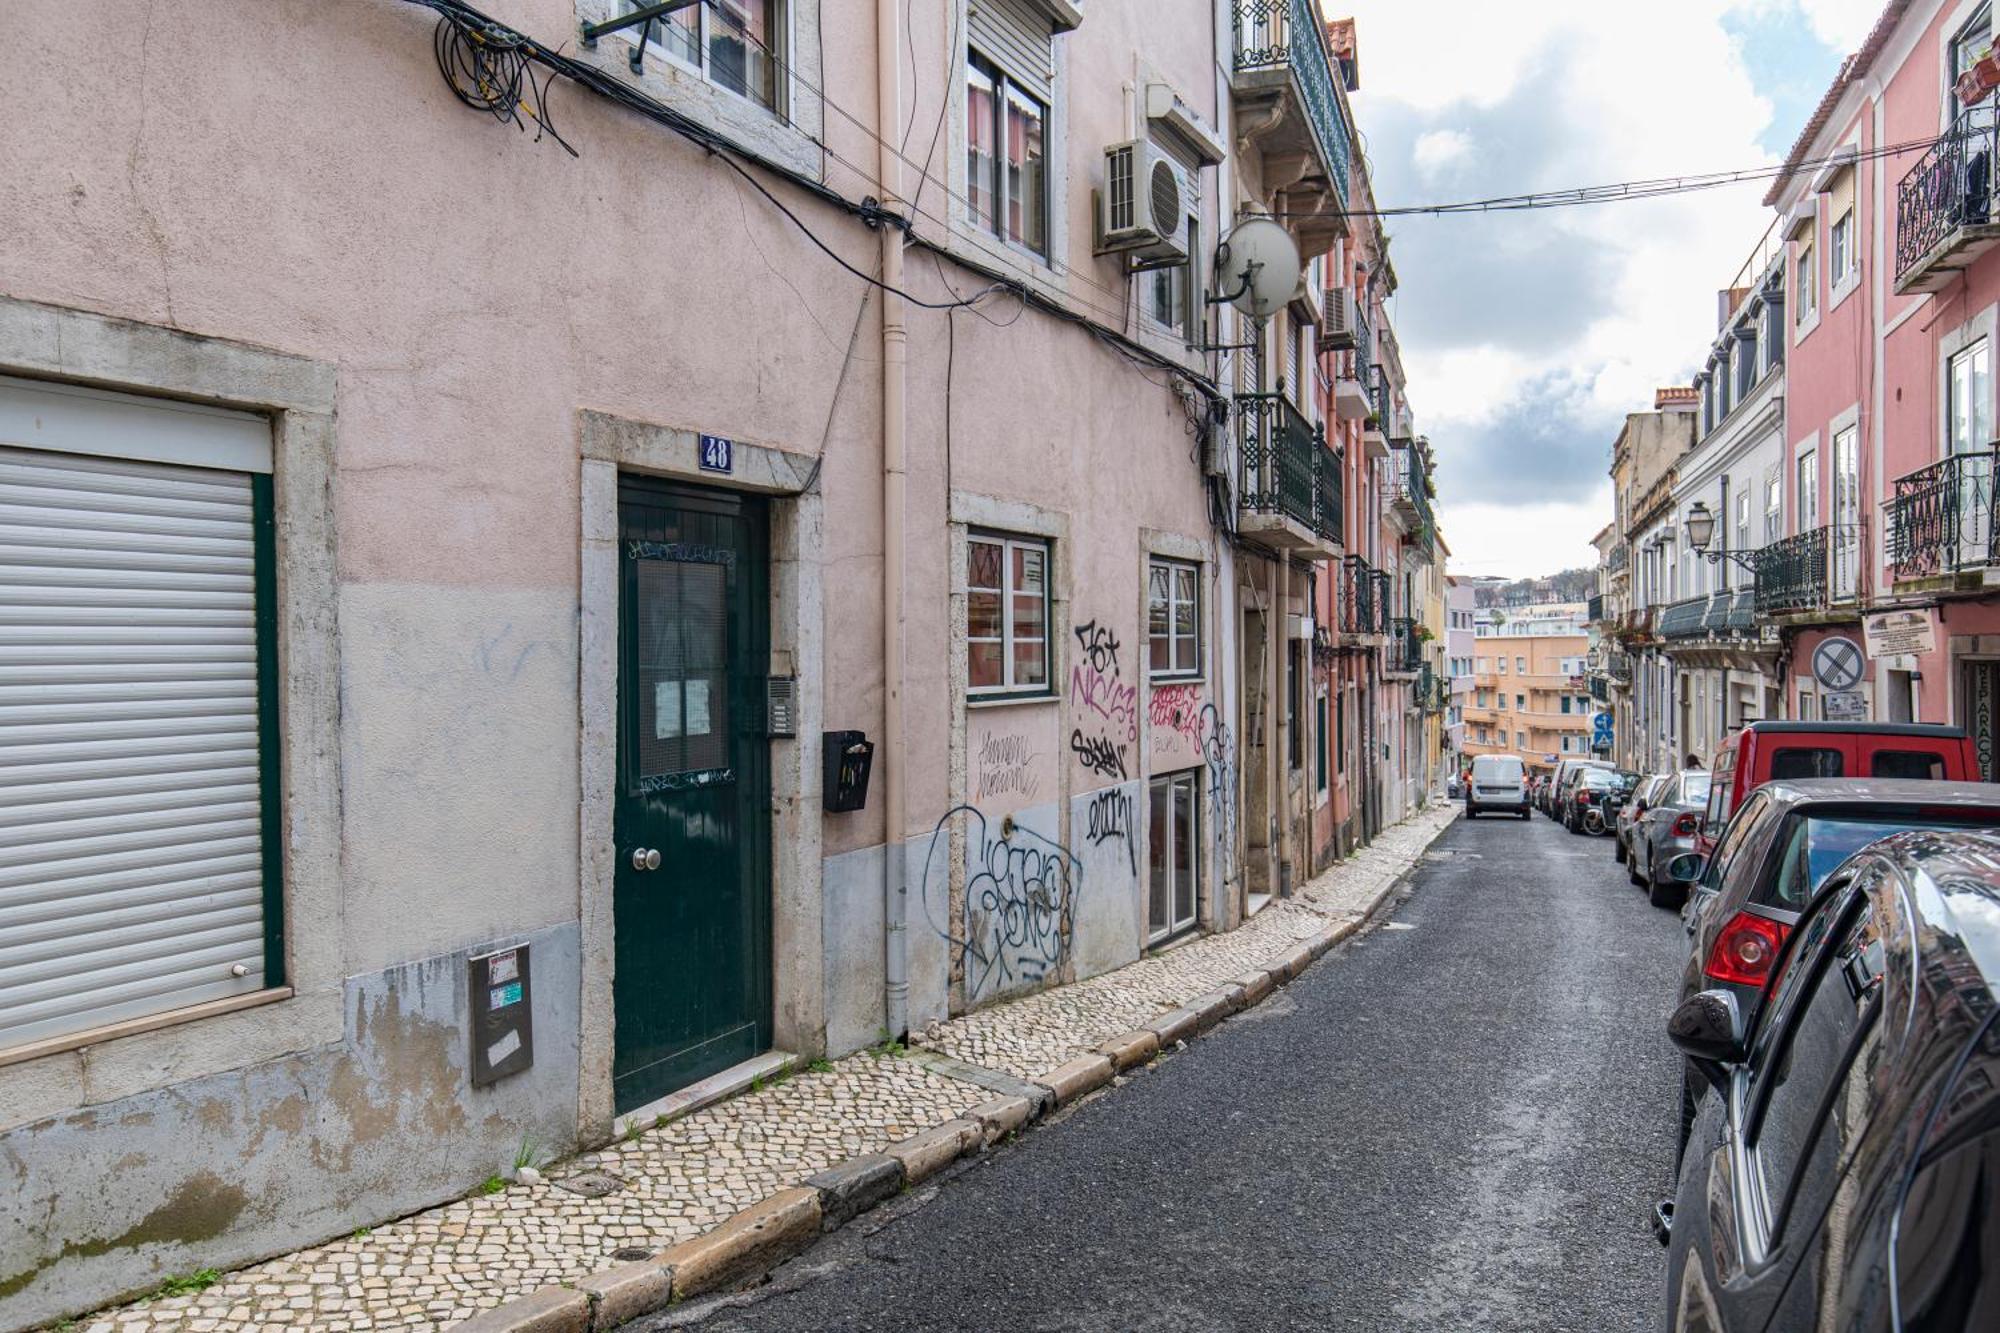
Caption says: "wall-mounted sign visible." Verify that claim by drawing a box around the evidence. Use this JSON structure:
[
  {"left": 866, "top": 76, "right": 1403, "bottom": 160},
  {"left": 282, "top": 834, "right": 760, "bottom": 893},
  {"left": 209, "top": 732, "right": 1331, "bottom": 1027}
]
[
  {"left": 1823, "top": 689, "right": 1868, "bottom": 722},
  {"left": 698, "top": 433, "right": 734, "bottom": 474},
  {"left": 1863, "top": 609, "right": 1935, "bottom": 660},
  {"left": 468, "top": 944, "right": 534, "bottom": 1087},
  {"left": 1811, "top": 636, "right": 1865, "bottom": 692}
]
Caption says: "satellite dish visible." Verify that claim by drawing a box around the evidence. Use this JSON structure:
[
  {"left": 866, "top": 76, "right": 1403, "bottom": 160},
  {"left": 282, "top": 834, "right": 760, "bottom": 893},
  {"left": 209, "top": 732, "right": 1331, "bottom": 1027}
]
[{"left": 1212, "top": 216, "right": 1302, "bottom": 321}]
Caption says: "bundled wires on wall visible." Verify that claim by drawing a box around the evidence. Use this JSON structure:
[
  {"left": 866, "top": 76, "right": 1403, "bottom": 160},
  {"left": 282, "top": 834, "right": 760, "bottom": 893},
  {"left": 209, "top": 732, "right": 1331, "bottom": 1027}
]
[{"left": 432, "top": 8, "right": 577, "bottom": 155}]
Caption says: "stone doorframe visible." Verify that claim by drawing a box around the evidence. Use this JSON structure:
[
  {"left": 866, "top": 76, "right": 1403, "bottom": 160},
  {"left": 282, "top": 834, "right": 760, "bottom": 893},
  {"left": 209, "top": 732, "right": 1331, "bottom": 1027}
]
[{"left": 575, "top": 410, "right": 825, "bottom": 1144}]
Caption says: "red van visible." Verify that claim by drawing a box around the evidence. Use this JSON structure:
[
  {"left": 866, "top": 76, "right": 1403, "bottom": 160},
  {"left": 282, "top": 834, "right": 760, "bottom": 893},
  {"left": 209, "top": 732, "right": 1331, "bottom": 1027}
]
[{"left": 1699, "top": 721, "right": 1980, "bottom": 850}]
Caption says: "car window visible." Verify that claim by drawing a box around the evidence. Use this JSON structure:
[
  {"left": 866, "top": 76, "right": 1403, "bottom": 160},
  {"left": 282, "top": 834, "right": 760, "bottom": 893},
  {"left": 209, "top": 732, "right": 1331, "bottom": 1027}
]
[
  {"left": 1707, "top": 751, "right": 1735, "bottom": 828},
  {"left": 1704, "top": 791, "right": 1769, "bottom": 889},
  {"left": 1771, "top": 810, "right": 2000, "bottom": 911},
  {"left": 1748, "top": 891, "right": 1885, "bottom": 1243},
  {"left": 1473, "top": 757, "right": 1522, "bottom": 782},
  {"left": 1682, "top": 772, "right": 1712, "bottom": 806},
  {"left": 1870, "top": 750, "right": 1945, "bottom": 780},
  {"left": 1770, "top": 747, "right": 1843, "bottom": 779}
]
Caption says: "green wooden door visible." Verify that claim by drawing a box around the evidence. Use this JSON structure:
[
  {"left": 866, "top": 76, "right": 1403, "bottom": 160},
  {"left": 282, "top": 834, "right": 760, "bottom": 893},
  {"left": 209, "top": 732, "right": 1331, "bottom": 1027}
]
[{"left": 613, "top": 476, "right": 772, "bottom": 1112}]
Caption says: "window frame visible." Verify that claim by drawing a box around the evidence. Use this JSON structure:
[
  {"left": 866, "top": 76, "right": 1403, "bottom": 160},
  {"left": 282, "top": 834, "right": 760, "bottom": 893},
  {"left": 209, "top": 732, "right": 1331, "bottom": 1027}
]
[
  {"left": 965, "top": 48, "right": 1050, "bottom": 260},
  {"left": 1147, "top": 557, "right": 1202, "bottom": 681},
  {"left": 1794, "top": 241, "right": 1817, "bottom": 328},
  {"left": 618, "top": 0, "right": 791, "bottom": 116},
  {"left": 1946, "top": 336, "right": 1992, "bottom": 456},
  {"left": 966, "top": 530, "right": 1053, "bottom": 697},
  {"left": 1147, "top": 770, "right": 1200, "bottom": 943}
]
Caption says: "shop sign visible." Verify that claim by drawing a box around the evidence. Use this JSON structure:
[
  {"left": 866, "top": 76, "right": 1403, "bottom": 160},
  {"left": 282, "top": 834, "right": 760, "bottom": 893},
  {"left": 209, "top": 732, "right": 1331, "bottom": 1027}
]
[{"left": 1863, "top": 609, "right": 1935, "bottom": 660}]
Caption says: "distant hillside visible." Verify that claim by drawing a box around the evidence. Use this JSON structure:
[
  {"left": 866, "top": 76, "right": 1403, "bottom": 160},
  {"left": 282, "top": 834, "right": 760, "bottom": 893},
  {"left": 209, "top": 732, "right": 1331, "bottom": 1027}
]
[{"left": 1473, "top": 567, "right": 1596, "bottom": 608}]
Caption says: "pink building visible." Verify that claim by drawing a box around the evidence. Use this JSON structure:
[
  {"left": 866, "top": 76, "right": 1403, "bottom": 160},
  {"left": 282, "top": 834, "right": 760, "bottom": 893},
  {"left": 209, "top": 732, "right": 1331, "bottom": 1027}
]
[{"left": 1760, "top": 0, "right": 2000, "bottom": 777}]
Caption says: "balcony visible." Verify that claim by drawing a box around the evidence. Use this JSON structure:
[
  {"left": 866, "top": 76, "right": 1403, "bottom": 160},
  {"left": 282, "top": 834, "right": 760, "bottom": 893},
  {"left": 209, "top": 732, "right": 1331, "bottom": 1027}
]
[
  {"left": 1237, "top": 393, "right": 1341, "bottom": 556},
  {"left": 1230, "top": 0, "right": 1352, "bottom": 252},
  {"left": 1338, "top": 555, "right": 1377, "bottom": 642},
  {"left": 1607, "top": 543, "right": 1629, "bottom": 575},
  {"left": 1387, "top": 444, "right": 1435, "bottom": 553},
  {"left": 1754, "top": 524, "right": 1867, "bottom": 616},
  {"left": 1587, "top": 593, "right": 1605, "bottom": 624},
  {"left": 1657, "top": 589, "right": 1758, "bottom": 645},
  {"left": 1886, "top": 448, "right": 1998, "bottom": 588},
  {"left": 1384, "top": 617, "right": 1423, "bottom": 677},
  {"left": 1895, "top": 101, "right": 2000, "bottom": 294}
]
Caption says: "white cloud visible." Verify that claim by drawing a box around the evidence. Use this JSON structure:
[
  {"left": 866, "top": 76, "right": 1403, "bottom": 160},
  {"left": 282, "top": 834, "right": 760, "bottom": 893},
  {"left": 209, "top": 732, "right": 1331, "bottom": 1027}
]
[
  {"left": 1336, "top": 0, "right": 1806, "bottom": 577},
  {"left": 1794, "top": 0, "right": 1882, "bottom": 51},
  {"left": 1411, "top": 128, "right": 1474, "bottom": 179}
]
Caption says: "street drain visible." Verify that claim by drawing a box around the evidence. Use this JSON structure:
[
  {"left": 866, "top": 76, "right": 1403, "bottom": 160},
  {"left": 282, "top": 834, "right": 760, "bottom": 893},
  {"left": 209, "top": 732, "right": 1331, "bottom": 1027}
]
[
  {"left": 553, "top": 1172, "right": 625, "bottom": 1198},
  {"left": 610, "top": 1247, "right": 653, "bottom": 1262}
]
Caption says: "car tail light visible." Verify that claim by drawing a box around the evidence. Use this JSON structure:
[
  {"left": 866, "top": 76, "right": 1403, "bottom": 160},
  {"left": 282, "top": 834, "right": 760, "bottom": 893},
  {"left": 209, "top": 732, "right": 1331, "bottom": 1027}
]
[
  {"left": 1704, "top": 912, "right": 1791, "bottom": 988},
  {"left": 1671, "top": 813, "right": 1700, "bottom": 838},
  {"left": 1577, "top": 791, "right": 1594, "bottom": 806}
]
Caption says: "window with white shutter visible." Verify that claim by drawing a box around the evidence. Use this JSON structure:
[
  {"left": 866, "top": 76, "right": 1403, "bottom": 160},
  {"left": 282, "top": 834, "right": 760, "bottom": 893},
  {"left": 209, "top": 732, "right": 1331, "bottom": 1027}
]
[{"left": 0, "top": 376, "right": 279, "bottom": 1053}]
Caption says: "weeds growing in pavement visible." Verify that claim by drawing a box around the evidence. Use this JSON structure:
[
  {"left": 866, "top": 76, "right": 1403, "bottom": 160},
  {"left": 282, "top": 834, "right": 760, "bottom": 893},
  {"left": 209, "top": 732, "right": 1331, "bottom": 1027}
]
[{"left": 152, "top": 1269, "right": 221, "bottom": 1299}]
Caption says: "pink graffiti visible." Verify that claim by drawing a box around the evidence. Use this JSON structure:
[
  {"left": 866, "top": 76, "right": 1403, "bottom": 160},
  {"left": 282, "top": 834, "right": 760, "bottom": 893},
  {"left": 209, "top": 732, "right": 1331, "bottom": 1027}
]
[
  {"left": 1070, "top": 663, "right": 1138, "bottom": 741},
  {"left": 1148, "top": 683, "right": 1208, "bottom": 748}
]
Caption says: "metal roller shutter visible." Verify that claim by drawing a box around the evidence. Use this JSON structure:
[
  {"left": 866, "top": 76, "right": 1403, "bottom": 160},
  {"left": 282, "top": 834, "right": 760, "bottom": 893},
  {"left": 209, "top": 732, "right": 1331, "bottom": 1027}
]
[
  {"left": 0, "top": 389, "right": 276, "bottom": 1052},
  {"left": 970, "top": 0, "right": 1056, "bottom": 92}
]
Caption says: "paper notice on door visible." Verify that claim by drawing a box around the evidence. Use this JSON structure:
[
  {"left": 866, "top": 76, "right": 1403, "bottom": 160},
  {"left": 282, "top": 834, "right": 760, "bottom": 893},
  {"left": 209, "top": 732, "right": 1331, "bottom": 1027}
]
[
  {"left": 486, "top": 1029, "right": 522, "bottom": 1067},
  {"left": 655, "top": 681, "right": 682, "bottom": 739},
  {"left": 685, "top": 680, "right": 711, "bottom": 737}
]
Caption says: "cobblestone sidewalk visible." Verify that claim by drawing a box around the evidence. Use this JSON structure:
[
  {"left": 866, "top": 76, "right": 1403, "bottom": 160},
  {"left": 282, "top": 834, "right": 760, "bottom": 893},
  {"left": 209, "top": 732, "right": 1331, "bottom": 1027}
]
[{"left": 81, "top": 804, "right": 1456, "bottom": 1332}]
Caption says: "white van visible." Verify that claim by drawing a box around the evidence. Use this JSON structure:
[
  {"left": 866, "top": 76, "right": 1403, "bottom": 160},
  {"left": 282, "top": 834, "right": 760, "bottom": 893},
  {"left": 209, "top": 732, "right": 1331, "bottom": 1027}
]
[{"left": 1466, "top": 754, "right": 1530, "bottom": 819}]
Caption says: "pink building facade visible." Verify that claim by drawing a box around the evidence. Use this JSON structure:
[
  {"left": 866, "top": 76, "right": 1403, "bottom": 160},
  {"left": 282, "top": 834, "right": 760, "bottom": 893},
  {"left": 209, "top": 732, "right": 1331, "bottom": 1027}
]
[{"left": 1762, "top": 0, "right": 2000, "bottom": 776}]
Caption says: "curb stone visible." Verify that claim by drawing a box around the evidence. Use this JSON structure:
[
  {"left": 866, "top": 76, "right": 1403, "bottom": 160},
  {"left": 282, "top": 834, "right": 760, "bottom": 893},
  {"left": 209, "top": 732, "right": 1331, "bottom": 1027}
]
[
  {"left": 452, "top": 1286, "right": 590, "bottom": 1333},
  {"left": 662, "top": 1186, "right": 820, "bottom": 1300},
  {"left": 449, "top": 811, "right": 1457, "bottom": 1332}
]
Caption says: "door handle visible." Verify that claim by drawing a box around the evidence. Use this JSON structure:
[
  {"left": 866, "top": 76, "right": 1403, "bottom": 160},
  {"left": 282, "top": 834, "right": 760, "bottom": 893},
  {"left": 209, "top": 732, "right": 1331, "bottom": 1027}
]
[{"left": 629, "top": 847, "right": 662, "bottom": 872}]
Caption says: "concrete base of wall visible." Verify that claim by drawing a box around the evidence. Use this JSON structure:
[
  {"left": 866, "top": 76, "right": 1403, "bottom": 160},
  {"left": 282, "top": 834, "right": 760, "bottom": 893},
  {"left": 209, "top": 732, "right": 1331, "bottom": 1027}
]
[{"left": 0, "top": 924, "right": 582, "bottom": 1330}]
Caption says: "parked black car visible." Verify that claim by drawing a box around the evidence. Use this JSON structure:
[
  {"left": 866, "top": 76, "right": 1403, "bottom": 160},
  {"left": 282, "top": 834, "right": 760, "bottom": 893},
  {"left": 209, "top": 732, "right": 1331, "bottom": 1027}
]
[
  {"left": 1661, "top": 827, "right": 2000, "bottom": 1332},
  {"left": 1564, "top": 767, "right": 1636, "bottom": 834},
  {"left": 1665, "top": 778, "right": 2000, "bottom": 1157}
]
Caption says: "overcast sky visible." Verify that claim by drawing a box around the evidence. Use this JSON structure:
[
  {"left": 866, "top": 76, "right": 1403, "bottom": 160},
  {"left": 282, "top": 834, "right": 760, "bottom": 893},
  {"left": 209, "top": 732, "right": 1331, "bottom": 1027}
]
[{"left": 1337, "top": 0, "right": 1880, "bottom": 577}]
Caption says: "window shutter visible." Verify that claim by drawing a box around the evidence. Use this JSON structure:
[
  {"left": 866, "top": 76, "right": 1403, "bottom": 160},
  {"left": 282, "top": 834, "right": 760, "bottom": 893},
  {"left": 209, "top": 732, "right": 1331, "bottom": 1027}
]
[
  {"left": 0, "top": 435, "right": 273, "bottom": 1052},
  {"left": 970, "top": 0, "right": 1056, "bottom": 92}
]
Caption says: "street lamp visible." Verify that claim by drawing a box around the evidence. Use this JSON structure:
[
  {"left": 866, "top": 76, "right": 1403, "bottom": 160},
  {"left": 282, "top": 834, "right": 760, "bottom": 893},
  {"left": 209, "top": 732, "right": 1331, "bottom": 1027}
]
[{"left": 1683, "top": 500, "right": 1760, "bottom": 572}]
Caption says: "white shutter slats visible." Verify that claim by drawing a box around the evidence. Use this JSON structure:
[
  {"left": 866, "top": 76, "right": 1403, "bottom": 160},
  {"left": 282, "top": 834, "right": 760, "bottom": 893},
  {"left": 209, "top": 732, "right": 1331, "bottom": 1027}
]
[
  {"left": 0, "top": 442, "right": 269, "bottom": 1052},
  {"left": 970, "top": 0, "right": 1056, "bottom": 90}
]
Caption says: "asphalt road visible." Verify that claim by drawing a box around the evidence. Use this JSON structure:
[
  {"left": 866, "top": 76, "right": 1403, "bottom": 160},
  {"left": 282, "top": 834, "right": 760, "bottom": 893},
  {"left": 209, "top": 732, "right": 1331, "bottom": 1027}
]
[{"left": 650, "top": 809, "right": 1690, "bottom": 1333}]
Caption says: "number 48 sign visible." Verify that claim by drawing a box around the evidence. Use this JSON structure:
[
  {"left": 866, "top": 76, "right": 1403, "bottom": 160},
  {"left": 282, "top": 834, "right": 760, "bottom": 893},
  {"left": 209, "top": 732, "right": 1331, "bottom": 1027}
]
[{"left": 698, "top": 433, "right": 734, "bottom": 475}]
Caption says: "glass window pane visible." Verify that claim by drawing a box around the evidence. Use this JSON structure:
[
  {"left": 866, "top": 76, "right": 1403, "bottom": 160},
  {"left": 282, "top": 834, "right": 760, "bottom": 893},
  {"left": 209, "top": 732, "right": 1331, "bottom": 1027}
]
[
  {"left": 1011, "top": 637, "right": 1045, "bottom": 687},
  {"left": 708, "top": 0, "right": 778, "bottom": 108},
  {"left": 1148, "top": 778, "right": 1171, "bottom": 935},
  {"left": 967, "top": 589, "right": 1002, "bottom": 639},
  {"left": 1148, "top": 564, "right": 1170, "bottom": 637},
  {"left": 969, "top": 640, "right": 1003, "bottom": 689},
  {"left": 1174, "top": 776, "right": 1196, "bottom": 926},
  {"left": 1004, "top": 84, "right": 1047, "bottom": 254},
  {"left": 969, "top": 538, "right": 1003, "bottom": 591},
  {"left": 966, "top": 60, "right": 998, "bottom": 235},
  {"left": 630, "top": 0, "right": 700, "bottom": 65},
  {"left": 1175, "top": 632, "right": 1197, "bottom": 674}
]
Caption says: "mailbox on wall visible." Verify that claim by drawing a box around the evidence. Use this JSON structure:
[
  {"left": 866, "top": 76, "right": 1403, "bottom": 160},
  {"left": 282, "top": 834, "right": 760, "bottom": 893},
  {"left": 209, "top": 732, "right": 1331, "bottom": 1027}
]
[
  {"left": 469, "top": 943, "right": 534, "bottom": 1087},
  {"left": 823, "top": 731, "right": 874, "bottom": 812}
]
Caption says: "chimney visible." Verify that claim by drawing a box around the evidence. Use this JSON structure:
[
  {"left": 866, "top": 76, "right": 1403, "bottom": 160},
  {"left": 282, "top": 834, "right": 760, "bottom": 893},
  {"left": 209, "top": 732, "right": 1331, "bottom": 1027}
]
[{"left": 1654, "top": 386, "right": 1699, "bottom": 410}]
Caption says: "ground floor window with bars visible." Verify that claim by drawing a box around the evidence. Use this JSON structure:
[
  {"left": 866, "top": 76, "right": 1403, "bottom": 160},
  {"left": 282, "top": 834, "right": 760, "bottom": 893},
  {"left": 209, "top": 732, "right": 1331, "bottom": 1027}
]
[
  {"left": 0, "top": 377, "right": 281, "bottom": 1055},
  {"left": 1148, "top": 770, "right": 1199, "bottom": 942}
]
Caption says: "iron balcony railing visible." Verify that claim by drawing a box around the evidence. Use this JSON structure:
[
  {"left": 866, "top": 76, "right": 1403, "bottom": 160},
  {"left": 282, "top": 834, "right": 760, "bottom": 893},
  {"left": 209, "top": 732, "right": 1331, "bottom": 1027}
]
[
  {"left": 1387, "top": 617, "right": 1422, "bottom": 673},
  {"left": 1658, "top": 589, "right": 1758, "bottom": 640},
  {"left": 1606, "top": 650, "right": 1632, "bottom": 682},
  {"left": 1607, "top": 543, "right": 1629, "bottom": 574},
  {"left": 1231, "top": 0, "right": 1351, "bottom": 208},
  {"left": 1587, "top": 593, "right": 1605, "bottom": 623},
  {"left": 1754, "top": 523, "right": 1868, "bottom": 614},
  {"left": 1886, "top": 447, "right": 1997, "bottom": 580},
  {"left": 1398, "top": 443, "right": 1435, "bottom": 546},
  {"left": 1339, "top": 555, "right": 1375, "bottom": 636},
  {"left": 1368, "top": 365, "right": 1390, "bottom": 424},
  {"left": 1897, "top": 100, "right": 1999, "bottom": 281},
  {"left": 1238, "top": 392, "right": 1341, "bottom": 543},
  {"left": 1370, "top": 569, "right": 1393, "bottom": 632}
]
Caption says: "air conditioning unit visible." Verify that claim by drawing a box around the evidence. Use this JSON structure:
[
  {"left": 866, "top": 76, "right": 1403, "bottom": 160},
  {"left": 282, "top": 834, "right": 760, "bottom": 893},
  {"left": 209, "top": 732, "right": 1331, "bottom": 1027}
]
[
  {"left": 1097, "top": 139, "right": 1191, "bottom": 266},
  {"left": 1320, "top": 288, "right": 1357, "bottom": 350}
]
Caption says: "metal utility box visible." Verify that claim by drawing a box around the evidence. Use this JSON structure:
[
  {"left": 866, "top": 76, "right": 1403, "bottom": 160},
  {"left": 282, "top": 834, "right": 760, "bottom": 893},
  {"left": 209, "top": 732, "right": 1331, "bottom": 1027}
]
[
  {"left": 468, "top": 943, "right": 534, "bottom": 1087},
  {"left": 823, "top": 731, "right": 874, "bottom": 812}
]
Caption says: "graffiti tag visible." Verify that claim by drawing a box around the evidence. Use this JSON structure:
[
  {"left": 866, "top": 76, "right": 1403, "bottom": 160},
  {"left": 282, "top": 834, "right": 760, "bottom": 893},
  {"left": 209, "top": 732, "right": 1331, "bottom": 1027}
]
[
  {"left": 973, "top": 730, "right": 1042, "bottom": 803},
  {"left": 1084, "top": 785, "right": 1136, "bottom": 877},
  {"left": 920, "top": 806, "right": 1080, "bottom": 1003},
  {"left": 1070, "top": 728, "right": 1128, "bottom": 781}
]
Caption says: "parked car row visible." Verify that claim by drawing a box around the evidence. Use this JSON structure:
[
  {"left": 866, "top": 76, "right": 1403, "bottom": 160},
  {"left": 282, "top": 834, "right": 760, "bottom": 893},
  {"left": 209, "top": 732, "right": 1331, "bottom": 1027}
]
[{"left": 1614, "top": 720, "right": 1999, "bottom": 1330}]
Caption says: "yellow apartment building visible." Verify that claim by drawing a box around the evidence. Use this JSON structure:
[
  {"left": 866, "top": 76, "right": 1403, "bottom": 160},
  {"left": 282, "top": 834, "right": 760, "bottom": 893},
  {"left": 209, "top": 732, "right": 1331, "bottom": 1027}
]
[{"left": 1459, "top": 603, "right": 1592, "bottom": 778}]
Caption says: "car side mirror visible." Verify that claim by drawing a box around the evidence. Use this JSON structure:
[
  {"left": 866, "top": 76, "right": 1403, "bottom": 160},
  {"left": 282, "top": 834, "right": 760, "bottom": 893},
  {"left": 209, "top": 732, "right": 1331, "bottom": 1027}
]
[
  {"left": 1666, "top": 852, "right": 1707, "bottom": 884},
  {"left": 1667, "top": 989, "right": 1746, "bottom": 1094},
  {"left": 1635, "top": 801, "right": 1648, "bottom": 814}
]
